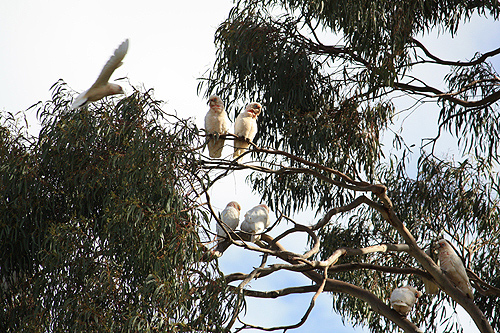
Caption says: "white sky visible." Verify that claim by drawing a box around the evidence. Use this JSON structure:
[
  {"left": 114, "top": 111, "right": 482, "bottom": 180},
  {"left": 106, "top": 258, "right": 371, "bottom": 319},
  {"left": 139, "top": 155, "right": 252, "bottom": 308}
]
[{"left": 1, "top": 1, "right": 498, "bottom": 332}]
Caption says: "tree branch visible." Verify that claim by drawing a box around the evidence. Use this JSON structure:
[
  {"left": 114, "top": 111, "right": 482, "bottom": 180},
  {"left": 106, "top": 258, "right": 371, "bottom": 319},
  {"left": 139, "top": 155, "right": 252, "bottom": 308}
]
[
  {"left": 265, "top": 235, "right": 424, "bottom": 333},
  {"left": 394, "top": 81, "right": 500, "bottom": 109},
  {"left": 228, "top": 284, "right": 320, "bottom": 298},
  {"left": 411, "top": 38, "right": 500, "bottom": 67},
  {"left": 329, "top": 262, "right": 432, "bottom": 280},
  {"left": 227, "top": 254, "right": 269, "bottom": 331},
  {"left": 312, "top": 195, "right": 384, "bottom": 230},
  {"left": 237, "top": 267, "right": 328, "bottom": 332},
  {"left": 371, "top": 191, "right": 494, "bottom": 333}
]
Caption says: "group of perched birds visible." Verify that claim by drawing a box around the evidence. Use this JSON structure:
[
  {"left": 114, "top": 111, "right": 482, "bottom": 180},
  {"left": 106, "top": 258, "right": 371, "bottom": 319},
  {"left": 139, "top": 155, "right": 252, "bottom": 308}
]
[
  {"left": 214, "top": 201, "right": 270, "bottom": 257},
  {"left": 214, "top": 200, "right": 474, "bottom": 317},
  {"left": 69, "top": 40, "right": 475, "bottom": 319},
  {"left": 389, "top": 239, "right": 474, "bottom": 316},
  {"left": 68, "top": 39, "right": 262, "bottom": 160},
  {"left": 204, "top": 95, "right": 262, "bottom": 159}
]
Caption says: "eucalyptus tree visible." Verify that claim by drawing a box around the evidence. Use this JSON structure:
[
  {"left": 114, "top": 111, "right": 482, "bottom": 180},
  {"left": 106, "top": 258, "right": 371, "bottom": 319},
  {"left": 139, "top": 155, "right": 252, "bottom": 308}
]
[
  {"left": 199, "top": 0, "right": 500, "bottom": 332},
  {"left": 2, "top": 1, "right": 500, "bottom": 332},
  {"left": 0, "top": 84, "right": 237, "bottom": 332}
]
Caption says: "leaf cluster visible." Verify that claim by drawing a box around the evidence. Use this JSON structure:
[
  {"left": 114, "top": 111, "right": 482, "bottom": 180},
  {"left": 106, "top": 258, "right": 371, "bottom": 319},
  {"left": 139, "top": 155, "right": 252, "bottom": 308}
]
[{"left": 0, "top": 82, "right": 237, "bottom": 332}]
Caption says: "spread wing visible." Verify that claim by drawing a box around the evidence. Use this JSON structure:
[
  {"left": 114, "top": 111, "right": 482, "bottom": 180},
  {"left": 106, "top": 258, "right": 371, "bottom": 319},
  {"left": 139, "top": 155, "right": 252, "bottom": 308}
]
[{"left": 91, "top": 39, "right": 129, "bottom": 88}]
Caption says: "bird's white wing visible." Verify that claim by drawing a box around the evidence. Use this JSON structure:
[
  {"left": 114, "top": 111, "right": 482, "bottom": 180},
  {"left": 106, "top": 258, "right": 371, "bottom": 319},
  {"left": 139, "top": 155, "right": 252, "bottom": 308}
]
[
  {"left": 446, "top": 253, "right": 474, "bottom": 298},
  {"left": 246, "top": 206, "right": 270, "bottom": 228},
  {"left": 438, "top": 241, "right": 474, "bottom": 299},
  {"left": 239, "top": 218, "right": 254, "bottom": 233},
  {"left": 71, "top": 90, "right": 89, "bottom": 109},
  {"left": 205, "top": 109, "right": 230, "bottom": 158},
  {"left": 217, "top": 207, "right": 240, "bottom": 237},
  {"left": 91, "top": 39, "right": 129, "bottom": 88},
  {"left": 240, "top": 206, "right": 269, "bottom": 241}
]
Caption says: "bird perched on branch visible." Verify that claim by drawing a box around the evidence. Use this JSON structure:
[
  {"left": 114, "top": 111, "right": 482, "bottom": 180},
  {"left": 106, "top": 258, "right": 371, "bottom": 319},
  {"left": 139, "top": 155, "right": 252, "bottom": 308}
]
[
  {"left": 240, "top": 204, "right": 270, "bottom": 242},
  {"left": 436, "top": 239, "right": 474, "bottom": 299},
  {"left": 71, "top": 39, "right": 129, "bottom": 109},
  {"left": 390, "top": 285, "right": 422, "bottom": 316},
  {"left": 233, "top": 102, "right": 262, "bottom": 159},
  {"left": 214, "top": 201, "right": 241, "bottom": 256},
  {"left": 204, "top": 95, "right": 230, "bottom": 158}
]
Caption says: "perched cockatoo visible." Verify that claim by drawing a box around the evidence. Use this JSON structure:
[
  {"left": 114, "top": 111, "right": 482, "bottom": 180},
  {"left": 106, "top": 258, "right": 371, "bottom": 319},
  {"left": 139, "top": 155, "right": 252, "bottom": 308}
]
[
  {"left": 204, "top": 95, "right": 230, "bottom": 158},
  {"left": 240, "top": 204, "right": 270, "bottom": 242},
  {"left": 71, "top": 39, "right": 129, "bottom": 109},
  {"left": 214, "top": 201, "right": 241, "bottom": 256},
  {"left": 436, "top": 239, "right": 474, "bottom": 299},
  {"left": 390, "top": 285, "right": 422, "bottom": 316},
  {"left": 233, "top": 102, "right": 262, "bottom": 159},
  {"left": 422, "top": 247, "right": 440, "bottom": 295}
]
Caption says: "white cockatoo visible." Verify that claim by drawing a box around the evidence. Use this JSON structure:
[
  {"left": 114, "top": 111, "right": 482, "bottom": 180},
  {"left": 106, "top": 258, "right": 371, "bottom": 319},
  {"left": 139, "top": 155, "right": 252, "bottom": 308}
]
[
  {"left": 71, "top": 39, "right": 129, "bottom": 109},
  {"left": 240, "top": 204, "right": 270, "bottom": 242},
  {"left": 233, "top": 102, "right": 262, "bottom": 159},
  {"left": 214, "top": 201, "right": 241, "bottom": 256},
  {"left": 390, "top": 285, "right": 422, "bottom": 316},
  {"left": 436, "top": 239, "right": 474, "bottom": 299},
  {"left": 204, "top": 95, "right": 230, "bottom": 158}
]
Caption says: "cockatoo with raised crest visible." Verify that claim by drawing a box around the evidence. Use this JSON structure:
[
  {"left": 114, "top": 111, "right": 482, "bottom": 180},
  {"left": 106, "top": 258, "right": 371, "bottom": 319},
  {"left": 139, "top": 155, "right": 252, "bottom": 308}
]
[
  {"left": 436, "top": 239, "right": 474, "bottom": 299},
  {"left": 71, "top": 39, "right": 129, "bottom": 109},
  {"left": 390, "top": 285, "right": 422, "bottom": 316},
  {"left": 233, "top": 102, "right": 262, "bottom": 159},
  {"left": 214, "top": 201, "right": 241, "bottom": 256},
  {"left": 204, "top": 95, "right": 230, "bottom": 158},
  {"left": 240, "top": 204, "right": 270, "bottom": 242}
]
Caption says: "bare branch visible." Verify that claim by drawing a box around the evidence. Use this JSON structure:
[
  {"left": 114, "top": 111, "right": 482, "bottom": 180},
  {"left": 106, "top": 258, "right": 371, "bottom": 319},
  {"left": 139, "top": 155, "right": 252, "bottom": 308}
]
[
  {"left": 312, "top": 195, "right": 384, "bottom": 230},
  {"left": 237, "top": 267, "right": 329, "bottom": 332},
  {"left": 395, "top": 81, "right": 500, "bottom": 109},
  {"left": 265, "top": 235, "right": 424, "bottom": 333},
  {"left": 467, "top": 268, "right": 500, "bottom": 298},
  {"left": 329, "top": 262, "right": 431, "bottom": 280},
  {"left": 226, "top": 254, "right": 269, "bottom": 331},
  {"left": 411, "top": 38, "right": 500, "bottom": 67},
  {"left": 228, "top": 284, "right": 320, "bottom": 298}
]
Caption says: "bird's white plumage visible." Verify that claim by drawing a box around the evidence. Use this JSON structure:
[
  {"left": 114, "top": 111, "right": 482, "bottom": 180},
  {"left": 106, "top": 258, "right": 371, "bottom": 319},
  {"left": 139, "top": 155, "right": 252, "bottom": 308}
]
[
  {"left": 240, "top": 204, "right": 270, "bottom": 242},
  {"left": 436, "top": 239, "right": 474, "bottom": 299},
  {"left": 390, "top": 285, "right": 422, "bottom": 316},
  {"left": 233, "top": 102, "right": 262, "bottom": 159},
  {"left": 71, "top": 39, "right": 129, "bottom": 109},
  {"left": 216, "top": 201, "right": 241, "bottom": 239},
  {"left": 204, "top": 95, "right": 230, "bottom": 158},
  {"left": 214, "top": 201, "right": 241, "bottom": 256}
]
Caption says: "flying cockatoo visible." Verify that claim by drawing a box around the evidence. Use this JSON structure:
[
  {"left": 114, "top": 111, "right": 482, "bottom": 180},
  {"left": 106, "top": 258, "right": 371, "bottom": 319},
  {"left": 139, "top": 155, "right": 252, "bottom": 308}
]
[
  {"left": 71, "top": 39, "right": 129, "bottom": 109},
  {"left": 240, "top": 204, "right": 270, "bottom": 242},
  {"left": 214, "top": 201, "right": 241, "bottom": 256},
  {"left": 436, "top": 239, "right": 474, "bottom": 299},
  {"left": 204, "top": 95, "right": 230, "bottom": 158},
  {"left": 233, "top": 102, "right": 262, "bottom": 159},
  {"left": 390, "top": 285, "right": 422, "bottom": 316}
]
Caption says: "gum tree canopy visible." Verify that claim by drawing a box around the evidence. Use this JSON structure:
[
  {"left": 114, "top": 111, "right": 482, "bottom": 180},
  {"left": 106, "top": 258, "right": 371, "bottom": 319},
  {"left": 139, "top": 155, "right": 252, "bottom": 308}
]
[
  {"left": 0, "top": 87, "right": 237, "bottom": 332},
  {"left": 200, "top": 0, "right": 500, "bottom": 332},
  {"left": 1, "top": 1, "right": 500, "bottom": 333}
]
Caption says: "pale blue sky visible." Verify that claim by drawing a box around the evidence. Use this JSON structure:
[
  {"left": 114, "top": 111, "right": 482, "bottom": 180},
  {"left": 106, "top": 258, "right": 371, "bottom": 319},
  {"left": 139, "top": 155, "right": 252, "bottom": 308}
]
[{"left": 1, "top": 1, "right": 498, "bottom": 332}]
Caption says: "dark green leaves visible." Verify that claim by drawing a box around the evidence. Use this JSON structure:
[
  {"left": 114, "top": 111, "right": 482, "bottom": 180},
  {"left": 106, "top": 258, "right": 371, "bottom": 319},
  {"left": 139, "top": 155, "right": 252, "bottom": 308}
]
[{"left": 0, "top": 82, "right": 236, "bottom": 332}]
